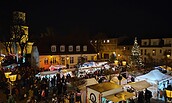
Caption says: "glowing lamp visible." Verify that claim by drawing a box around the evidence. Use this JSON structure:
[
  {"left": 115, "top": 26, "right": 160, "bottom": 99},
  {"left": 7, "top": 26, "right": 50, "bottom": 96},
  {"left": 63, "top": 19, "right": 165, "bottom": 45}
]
[
  {"left": 166, "top": 89, "right": 172, "bottom": 98},
  {"left": 114, "top": 60, "right": 119, "bottom": 65},
  {"left": 9, "top": 75, "right": 17, "bottom": 82},
  {"left": 167, "top": 54, "right": 170, "bottom": 58},
  {"left": 4, "top": 72, "right": 12, "bottom": 79},
  {"left": 122, "top": 61, "right": 126, "bottom": 66}
]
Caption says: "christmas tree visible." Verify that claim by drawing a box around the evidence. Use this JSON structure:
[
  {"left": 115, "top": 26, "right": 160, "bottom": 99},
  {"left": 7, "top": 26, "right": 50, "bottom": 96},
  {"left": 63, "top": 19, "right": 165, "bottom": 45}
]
[{"left": 130, "top": 37, "right": 144, "bottom": 69}]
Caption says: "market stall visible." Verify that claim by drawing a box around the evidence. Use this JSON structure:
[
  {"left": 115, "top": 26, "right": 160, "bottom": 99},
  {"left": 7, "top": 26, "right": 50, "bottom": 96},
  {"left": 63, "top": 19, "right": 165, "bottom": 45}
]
[
  {"left": 135, "top": 69, "right": 172, "bottom": 98},
  {"left": 78, "top": 78, "right": 98, "bottom": 103},
  {"left": 127, "top": 80, "right": 151, "bottom": 91},
  {"left": 86, "top": 82, "right": 134, "bottom": 103}
]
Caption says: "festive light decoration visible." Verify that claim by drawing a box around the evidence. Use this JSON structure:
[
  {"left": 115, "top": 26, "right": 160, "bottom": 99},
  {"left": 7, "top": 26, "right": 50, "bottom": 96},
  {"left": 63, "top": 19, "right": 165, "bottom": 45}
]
[{"left": 130, "top": 37, "right": 144, "bottom": 68}]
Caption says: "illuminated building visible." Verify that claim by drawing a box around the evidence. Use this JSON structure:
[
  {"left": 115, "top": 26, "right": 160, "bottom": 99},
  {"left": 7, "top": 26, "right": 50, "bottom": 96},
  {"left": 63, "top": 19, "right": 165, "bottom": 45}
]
[
  {"left": 140, "top": 38, "right": 172, "bottom": 64},
  {"left": 35, "top": 40, "right": 97, "bottom": 69}
]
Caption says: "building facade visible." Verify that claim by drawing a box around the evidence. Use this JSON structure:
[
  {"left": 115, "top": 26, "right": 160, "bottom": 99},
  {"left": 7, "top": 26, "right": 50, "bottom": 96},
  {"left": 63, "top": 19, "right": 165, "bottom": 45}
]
[
  {"left": 0, "top": 11, "right": 33, "bottom": 65},
  {"left": 140, "top": 38, "right": 172, "bottom": 65},
  {"left": 36, "top": 41, "right": 97, "bottom": 69}
]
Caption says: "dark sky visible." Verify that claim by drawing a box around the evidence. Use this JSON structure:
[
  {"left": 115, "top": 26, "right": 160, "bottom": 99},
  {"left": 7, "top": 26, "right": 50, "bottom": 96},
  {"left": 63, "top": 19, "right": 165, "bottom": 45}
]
[{"left": 0, "top": 0, "right": 172, "bottom": 38}]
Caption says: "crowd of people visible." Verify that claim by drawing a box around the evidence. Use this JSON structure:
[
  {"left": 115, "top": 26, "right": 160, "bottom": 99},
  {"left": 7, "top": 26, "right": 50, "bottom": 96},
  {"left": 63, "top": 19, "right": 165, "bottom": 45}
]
[{"left": 0, "top": 66, "right": 81, "bottom": 103}]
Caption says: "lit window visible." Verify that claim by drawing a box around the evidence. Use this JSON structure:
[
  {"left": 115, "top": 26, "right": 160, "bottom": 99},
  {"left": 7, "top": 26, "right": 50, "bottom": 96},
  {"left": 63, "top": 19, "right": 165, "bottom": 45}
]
[
  {"left": 104, "top": 40, "right": 106, "bottom": 43},
  {"left": 83, "top": 45, "right": 87, "bottom": 51},
  {"left": 107, "top": 40, "right": 110, "bottom": 43},
  {"left": 95, "top": 40, "right": 97, "bottom": 43},
  {"left": 51, "top": 45, "right": 56, "bottom": 52},
  {"left": 70, "top": 57, "right": 74, "bottom": 64},
  {"left": 60, "top": 45, "right": 65, "bottom": 52},
  {"left": 91, "top": 56, "right": 94, "bottom": 60},
  {"left": 61, "top": 57, "right": 65, "bottom": 65},
  {"left": 76, "top": 46, "right": 80, "bottom": 52},
  {"left": 44, "top": 58, "right": 48, "bottom": 65},
  {"left": 52, "top": 57, "right": 57, "bottom": 64},
  {"left": 84, "top": 56, "right": 87, "bottom": 61},
  {"left": 69, "top": 45, "right": 73, "bottom": 52}
]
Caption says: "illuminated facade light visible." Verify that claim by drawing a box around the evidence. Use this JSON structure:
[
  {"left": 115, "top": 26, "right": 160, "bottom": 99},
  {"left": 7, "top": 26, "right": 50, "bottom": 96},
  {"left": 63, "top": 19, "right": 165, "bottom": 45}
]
[{"left": 107, "top": 40, "right": 109, "bottom": 43}]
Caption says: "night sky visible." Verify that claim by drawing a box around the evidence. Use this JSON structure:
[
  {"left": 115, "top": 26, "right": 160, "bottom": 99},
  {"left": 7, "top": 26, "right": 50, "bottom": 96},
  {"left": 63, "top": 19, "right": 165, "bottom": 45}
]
[{"left": 0, "top": 0, "right": 172, "bottom": 38}]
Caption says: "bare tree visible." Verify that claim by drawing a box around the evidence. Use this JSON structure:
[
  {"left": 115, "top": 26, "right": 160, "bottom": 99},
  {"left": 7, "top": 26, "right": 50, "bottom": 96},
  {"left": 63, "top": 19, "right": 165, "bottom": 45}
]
[{"left": 90, "top": 32, "right": 107, "bottom": 60}]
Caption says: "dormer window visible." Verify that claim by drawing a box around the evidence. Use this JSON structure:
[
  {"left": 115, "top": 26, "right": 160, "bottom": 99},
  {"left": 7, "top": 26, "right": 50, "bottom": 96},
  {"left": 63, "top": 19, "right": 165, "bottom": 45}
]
[
  {"left": 76, "top": 45, "right": 80, "bottom": 52},
  {"left": 60, "top": 45, "right": 65, "bottom": 52},
  {"left": 83, "top": 45, "right": 87, "bottom": 52},
  {"left": 51, "top": 45, "right": 56, "bottom": 52},
  {"left": 69, "top": 45, "right": 73, "bottom": 52}
]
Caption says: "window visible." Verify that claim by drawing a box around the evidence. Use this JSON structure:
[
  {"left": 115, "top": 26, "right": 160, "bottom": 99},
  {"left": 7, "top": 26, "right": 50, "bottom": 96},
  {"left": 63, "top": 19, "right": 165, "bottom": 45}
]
[
  {"left": 76, "top": 46, "right": 80, "bottom": 52},
  {"left": 83, "top": 45, "right": 87, "bottom": 52},
  {"left": 78, "top": 57, "right": 81, "bottom": 63},
  {"left": 60, "top": 45, "right": 65, "bottom": 52},
  {"left": 52, "top": 57, "right": 57, "bottom": 64},
  {"left": 144, "top": 42, "right": 147, "bottom": 45},
  {"left": 70, "top": 57, "right": 74, "bottom": 64},
  {"left": 61, "top": 57, "right": 65, "bottom": 65},
  {"left": 84, "top": 56, "right": 87, "bottom": 61},
  {"left": 107, "top": 40, "right": 110, "bottom": 43},
  {"left": 144, "top": 50, "right": 147, "bottom": 55},
  {"left": 91, "top": 56, "right": 94, "bottom": 60},
  {"left": 51, "top": 45, "right": 56, "bottom": 52},
  {"left": 153, "top": 42, "right": 157, "bottom": 45},
  {"left": 141, "top": 49, "right": 143, "bottom": 55},
  {"left": 44, "top": 58, "right": 48, "bottom": 65},
  {"left": 160, "top": 49, "right": 162, "bottom": 53},
  {"left": 69, "top": 45, "right": 73, "bottom": 52}
]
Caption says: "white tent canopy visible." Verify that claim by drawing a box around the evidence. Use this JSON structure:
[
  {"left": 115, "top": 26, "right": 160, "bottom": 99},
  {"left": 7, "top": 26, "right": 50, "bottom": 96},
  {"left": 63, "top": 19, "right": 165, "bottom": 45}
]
[
  {"left": 135, "top": 69, "right": 172, "bottom": 84},
  {"left": 135, "top": 69, "right": 172, "bottom": 99}
]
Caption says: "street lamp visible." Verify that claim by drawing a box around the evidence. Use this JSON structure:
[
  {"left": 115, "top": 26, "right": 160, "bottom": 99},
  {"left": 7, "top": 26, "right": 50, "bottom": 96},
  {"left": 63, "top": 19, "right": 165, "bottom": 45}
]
[
  {"left": 122, "top": 61, "right": 127, "bottom": 66},
  {"left": 4, "top": 72, "right": 17, "bottom": 95},
  {"left": 167, "top": 54, "right": 170, "bottom": 58}
]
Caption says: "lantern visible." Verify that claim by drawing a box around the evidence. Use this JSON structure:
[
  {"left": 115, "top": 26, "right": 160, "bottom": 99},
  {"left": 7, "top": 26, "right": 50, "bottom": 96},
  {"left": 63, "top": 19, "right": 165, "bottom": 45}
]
[
  {"left": 9, "top": 74, "right": 17, "bottom": 82},
  {"left": 4, "top": 72, "right": 12, "bottom": 79}
]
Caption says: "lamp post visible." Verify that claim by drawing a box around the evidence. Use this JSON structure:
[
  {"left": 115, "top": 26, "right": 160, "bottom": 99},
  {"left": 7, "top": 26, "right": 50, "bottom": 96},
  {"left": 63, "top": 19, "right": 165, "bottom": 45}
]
[{"left": 4, "top": 72, "right": 17, "bottom": 95}]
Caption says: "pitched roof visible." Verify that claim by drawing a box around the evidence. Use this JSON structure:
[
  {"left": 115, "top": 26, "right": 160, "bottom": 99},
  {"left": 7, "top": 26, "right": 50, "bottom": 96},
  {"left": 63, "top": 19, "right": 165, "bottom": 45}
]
[{"left": 36, "top": 37, "right": 97, "bottom": 55}]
